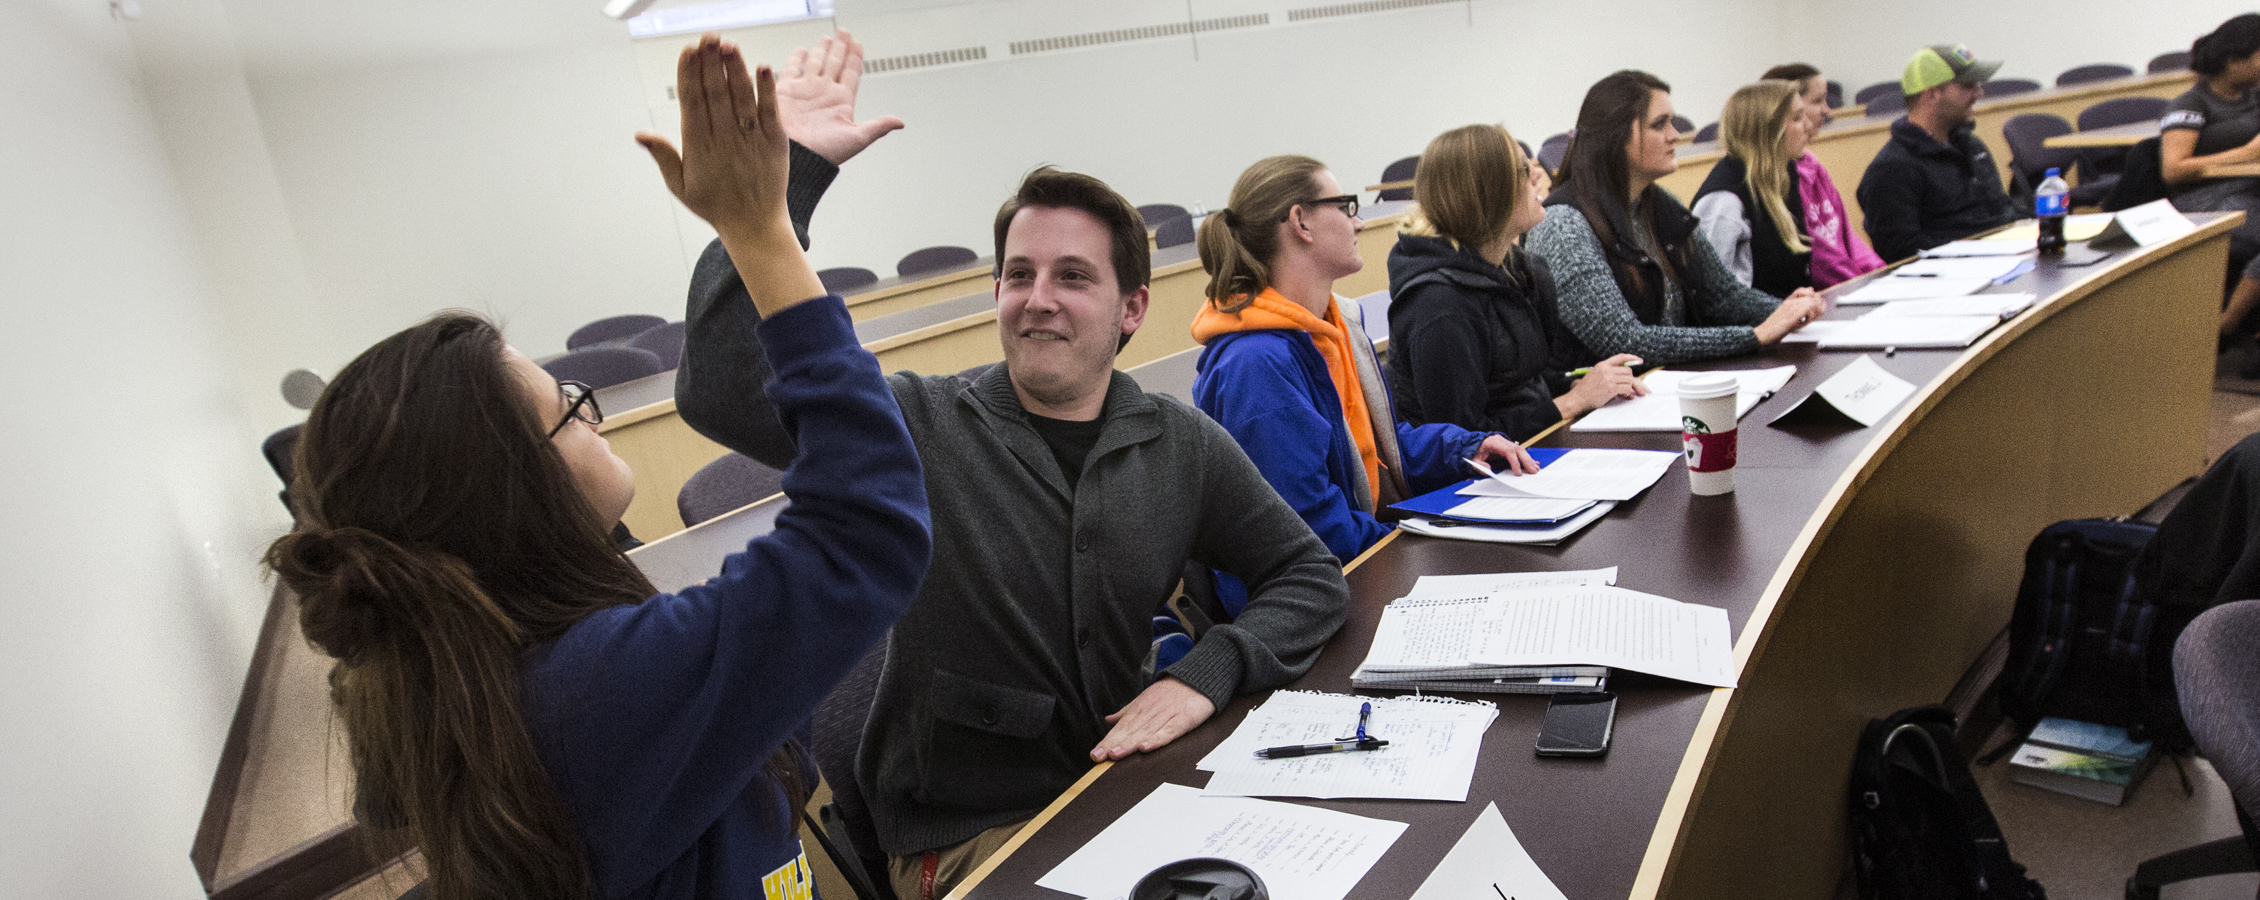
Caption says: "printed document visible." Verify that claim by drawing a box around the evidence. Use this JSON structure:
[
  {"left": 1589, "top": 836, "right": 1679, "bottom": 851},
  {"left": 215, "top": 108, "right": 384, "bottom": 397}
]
[
  {"left": 1036, "top": 783, "right": 1405, "bottom": 900},
  {"left": 1403, "top": 567, "right": 1618, "bottom": 600},
  {"left": 1196, "top": 692, "right": 1498, "bottom": 801},
  {"left": 1838, "top": 276, "right": 1990, "bottom": 304},
  {"left": 1571, "top": 366, "right": 1796, "bottom": 432},
  {"left": 1364, "top": 568, "right": 1621, "bottom": 671},
  {"left": 1408, "top": 802, "right": 1569, "bottom": 900},
  {"left": 1815, "top": 315, "right": 2000, "bottom": 350},
  {"left": 1464, "top": 449, "right": 1679, "bottom": 501},
  {"left": 1471, "top": 586, "right": 1737, "bottom": 687},
  {"left": 1863, "top": 293, "right": 2034, "bottom": 318}
]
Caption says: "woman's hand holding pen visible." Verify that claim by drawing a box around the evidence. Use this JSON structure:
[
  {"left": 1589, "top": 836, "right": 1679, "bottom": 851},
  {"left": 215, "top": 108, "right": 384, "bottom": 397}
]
[{"left": 1557, "top": 353, "right": 1647, "bottom": 419}]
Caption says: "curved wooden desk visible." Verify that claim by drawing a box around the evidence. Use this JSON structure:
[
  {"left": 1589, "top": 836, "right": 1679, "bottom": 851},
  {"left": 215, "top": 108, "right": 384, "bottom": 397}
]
[{"left": 949, "top": 214, "right": 2234, "bottom": 900}]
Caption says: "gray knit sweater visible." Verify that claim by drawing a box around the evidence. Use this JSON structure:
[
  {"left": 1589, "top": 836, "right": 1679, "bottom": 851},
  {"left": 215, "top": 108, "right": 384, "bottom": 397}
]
[
  {"left": 1525, "top": 201, "right": 1782, "bottom": 364},
  {"left": 676, "top": 245, "right": 1349, "bottom": 857}
]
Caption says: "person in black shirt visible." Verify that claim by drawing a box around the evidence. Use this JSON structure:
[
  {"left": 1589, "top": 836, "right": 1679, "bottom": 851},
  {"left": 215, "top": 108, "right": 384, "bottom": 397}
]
[{"left": 1855, "top": 44, "right": 2018, "bottom": 262}]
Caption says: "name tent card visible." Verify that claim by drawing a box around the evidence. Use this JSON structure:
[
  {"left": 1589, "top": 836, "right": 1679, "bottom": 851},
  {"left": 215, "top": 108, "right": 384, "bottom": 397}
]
[
  {"left": 1768, "top": 355, "right": 1917, "bottom": 428},
  {"left": 2089, "top": 199, "right": 2198, "bottom": 248}
]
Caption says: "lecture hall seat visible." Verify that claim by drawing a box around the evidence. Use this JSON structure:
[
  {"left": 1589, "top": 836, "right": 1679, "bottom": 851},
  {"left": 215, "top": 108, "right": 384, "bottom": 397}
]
[
  {"left": 1981, "top": 78, "right": 2043, "bottom": 98},
  {"left": 1826, "top": 80, "right": 1844, "bottom": 110},
  {"left": 1378, "top": 155, "right": 1419, "bottom": 201},
  {"left": 895, "top": 245, "right": 979, "bottom": 279},
  {"left": 1135, "top": 203, "right": 1191, "bottom": 228},
  {"left": 1693, "top": 121, "right": 1719, "bottom": 144},
  {"left": 1154, "top": 215, "right": 1195, "bottom": 249},
  {"left": 675, "top": 452, "right": 784, "bottom": 528},
  {"left": 1537, "top": 133, "right": 1570, "bottom": 178},
  {"left": 538, "top": 345, "right": 665, "bottom": 390},
  {"left": 2149, "top": 50, "right": 2192, "bottom": 74},
  {"left": 816, "top": 266, "right": 879, "bottom": 293},
  {"left": 2056, "top": 62, "right": 2135, "bottom": 86},
  {"left": 627, "top": 320, "right": 686, "bottom": 371},
  {"left": 566, "top": 313, "right": 666, "bottom": 350},
  {"left": 1669, "top": 114, "right": 1695, "bottom": 136},
  {"left": 1853, "top": 80, "right": 1902, "bottom": 106},
  {"left": 1864, "top": 91, "right": 1908, "bottom": 117},
  {"left": 2126, "top": 600, "right": 2260, "bottom": 899}
]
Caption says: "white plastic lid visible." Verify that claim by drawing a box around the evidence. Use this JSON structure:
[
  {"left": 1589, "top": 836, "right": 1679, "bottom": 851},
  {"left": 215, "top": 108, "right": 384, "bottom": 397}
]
[{"left": 1676, "top": 373, "right": 1740, "bottom": 400}]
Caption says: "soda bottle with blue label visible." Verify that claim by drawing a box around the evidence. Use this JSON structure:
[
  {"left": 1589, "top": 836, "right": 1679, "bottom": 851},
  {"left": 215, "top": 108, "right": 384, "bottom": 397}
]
[{"left": 2036, "top": 168, "right": 2069, "bottom": 255}]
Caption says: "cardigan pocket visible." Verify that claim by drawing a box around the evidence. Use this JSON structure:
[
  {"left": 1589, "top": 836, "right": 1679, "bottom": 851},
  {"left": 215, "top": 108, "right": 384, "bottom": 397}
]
[{"left": 917, "top": 669, "right": 1066, "bottom": 809}]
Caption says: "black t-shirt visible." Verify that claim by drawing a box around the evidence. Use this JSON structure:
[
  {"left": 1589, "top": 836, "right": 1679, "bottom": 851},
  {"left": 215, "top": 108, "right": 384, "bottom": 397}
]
[
  {"left": 2164, "top": 84, "right": 2260, "bottom": 158},
  {"left": 1025, "top": 410, "right": 1106, "bottom": 489}
]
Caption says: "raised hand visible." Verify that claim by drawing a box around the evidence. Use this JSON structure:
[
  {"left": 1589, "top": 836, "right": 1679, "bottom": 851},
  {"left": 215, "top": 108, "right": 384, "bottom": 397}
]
[
  {"left": 638, "top": 34, "right": 823, "bottom": 317},
  {"left": 638, "top": 34, "right": 792, "bottom": 240},
  {"left": 777, "top": 29, "right": 905, "bottom": 166}
]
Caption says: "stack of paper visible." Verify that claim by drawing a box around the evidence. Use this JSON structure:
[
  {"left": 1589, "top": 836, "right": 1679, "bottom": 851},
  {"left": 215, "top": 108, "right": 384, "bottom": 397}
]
[
  {"left": 1471, "top": 585, "right": 1738, "bottom": 687},
  {"left": 1892, "top": 256, "right": 2031, "bottom": 280},
  {"left": 1812, "top": 315, "right": 2001, "bottom": 350},
  {"left": 1571, "top": 365, "right": 1796, "bottom": 432},
  {"left": 1195, "top": 691, "right": 1499, "bottom": 800},
  {"left": 1462, "top": 448, "right": 1680, "bottom": 501},
  {"left": 1863, "top": 293, "right": 2034, "bottom": 318},
  {"left": 1921, "top": 238, "right": 2040, "bottom": 256},
  {"left": 1838, "top": 275, "right": 1992, "bottom": 304},
  {"left": 1038, "top": 784, "right": 1405, "bottom": 900},
  {"left": 1352, "top": 569, "right": 1617, "bottom": 692}
]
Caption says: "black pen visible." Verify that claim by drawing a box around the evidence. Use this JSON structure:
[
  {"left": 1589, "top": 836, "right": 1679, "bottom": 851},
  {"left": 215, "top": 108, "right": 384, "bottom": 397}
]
[{"left": 1254, "top": 737, "right": 1388, "bottom": 758}]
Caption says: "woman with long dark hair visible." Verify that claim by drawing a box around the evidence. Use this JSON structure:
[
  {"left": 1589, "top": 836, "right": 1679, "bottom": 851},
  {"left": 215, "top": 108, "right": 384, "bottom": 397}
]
[
  {"left": 1386, "top": 124, "right": 1645, "bottom": 441},
  {"left": 1188, "top": 154, "right": 1534, "bottom": 611},
  {"left": 265, "top": 35, "right": 930, "bottom": 900},
  {"left": 2166, "top": 14, "right": 2260, "bottom": 349},
  {"left": 1524, "top": 70, "right": 1827, "bottom": 365}
]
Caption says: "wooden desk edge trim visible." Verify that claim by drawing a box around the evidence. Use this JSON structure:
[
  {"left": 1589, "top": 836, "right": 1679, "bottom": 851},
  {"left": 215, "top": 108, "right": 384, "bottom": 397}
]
[
  {"left": 1624, "top": 213, "right": 2240, "bottom": 900},
  {"left": 944, "top": 762, "right": 1115, "bottom": 899},
  {"left": 627, "top": 491, "right": 787, "bottom": 554},
  {"left": 845, "top": 266, "right": 992, "bottom": 308},
  {"left": 868, "top": 308, "right": 1002, "bottom": 355}
]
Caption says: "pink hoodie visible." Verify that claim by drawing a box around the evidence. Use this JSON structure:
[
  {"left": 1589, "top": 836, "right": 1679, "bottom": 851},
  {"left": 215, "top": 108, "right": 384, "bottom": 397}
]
[{"left": 1796, "top": 151, "right": 1886, "bottom": 287}]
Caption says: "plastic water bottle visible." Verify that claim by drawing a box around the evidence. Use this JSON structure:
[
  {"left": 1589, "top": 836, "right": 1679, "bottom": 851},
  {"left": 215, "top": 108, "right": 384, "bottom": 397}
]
[{"left": 2035, "top": 168, "right": 2070, "bottom": 255}]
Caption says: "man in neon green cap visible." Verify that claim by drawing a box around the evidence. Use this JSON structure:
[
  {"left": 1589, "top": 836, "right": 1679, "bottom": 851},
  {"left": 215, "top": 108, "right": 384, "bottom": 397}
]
[{"left": 1855, "top": 44, "right": 2018, "bottom": 261}]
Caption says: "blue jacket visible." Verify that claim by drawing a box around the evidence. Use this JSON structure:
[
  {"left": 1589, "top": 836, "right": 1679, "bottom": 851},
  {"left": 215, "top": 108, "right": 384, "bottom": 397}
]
[
  {"left": 521, "top": 297, "right": 931, "bottom": 900},
  {"left": 1194, "top": 327, "right": 1488, "bottom": 609}
]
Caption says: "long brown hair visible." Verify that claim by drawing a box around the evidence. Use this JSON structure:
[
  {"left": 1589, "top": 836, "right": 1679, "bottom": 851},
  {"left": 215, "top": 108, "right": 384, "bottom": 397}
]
[
  {"left": 1199, "top": 155, "right": 1327, "bottom": 313},
  {"left": 267, "top": 313, "right": 660, "bottom": 900},
  {"left": 1557, "top": 70, "right": 1678, "bottom": 296}
]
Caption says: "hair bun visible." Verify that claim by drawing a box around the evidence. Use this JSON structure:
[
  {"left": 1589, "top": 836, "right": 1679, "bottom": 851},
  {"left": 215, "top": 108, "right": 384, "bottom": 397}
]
[{"left": 272, "top": 526, "right": 422, "bottom": 661}]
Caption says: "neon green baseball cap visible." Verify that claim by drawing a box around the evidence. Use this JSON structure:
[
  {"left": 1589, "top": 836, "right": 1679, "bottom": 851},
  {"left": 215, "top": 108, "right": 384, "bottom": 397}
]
[{"left": 1901, "top": 44, "right": 2001, "bottom": 95}]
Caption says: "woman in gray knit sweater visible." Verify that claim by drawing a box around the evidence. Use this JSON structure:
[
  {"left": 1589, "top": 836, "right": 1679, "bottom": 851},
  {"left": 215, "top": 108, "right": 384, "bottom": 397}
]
[{"left": 1526, "top": 71, "right": 1827, "bottom": 365}]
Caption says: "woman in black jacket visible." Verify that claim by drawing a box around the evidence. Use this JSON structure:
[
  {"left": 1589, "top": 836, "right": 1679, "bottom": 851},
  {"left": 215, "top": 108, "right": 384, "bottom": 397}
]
[
  {"left": 1386, "top": 124, "right": 1647, "bottom": 441},
  {"left": 1691, "top": 80, "right": 1815, "bottom": 299}
]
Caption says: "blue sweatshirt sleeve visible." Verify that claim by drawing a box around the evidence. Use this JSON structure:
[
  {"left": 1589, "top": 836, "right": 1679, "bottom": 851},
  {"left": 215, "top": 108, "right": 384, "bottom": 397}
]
[
  {"left": 1393, "top": 419, "right": 1486, "bottom": 495},
  {"left": 526, "top": 296, "right": 931, "bottom": 897},
  {"left": 1194, "top": 337, "right": 1392, "bottom": 565}
]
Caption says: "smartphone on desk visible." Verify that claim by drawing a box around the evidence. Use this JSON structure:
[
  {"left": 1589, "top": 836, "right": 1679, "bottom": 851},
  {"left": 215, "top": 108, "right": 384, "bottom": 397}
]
[{"left": 1535, "top": 691, "right": 1617, "bottom": 757}]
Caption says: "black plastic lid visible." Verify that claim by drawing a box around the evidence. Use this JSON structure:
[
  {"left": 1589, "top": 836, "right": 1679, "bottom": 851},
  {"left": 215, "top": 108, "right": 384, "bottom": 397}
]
[{"left": 1128, "top": 857, "right": 1269, "bottom": 900}]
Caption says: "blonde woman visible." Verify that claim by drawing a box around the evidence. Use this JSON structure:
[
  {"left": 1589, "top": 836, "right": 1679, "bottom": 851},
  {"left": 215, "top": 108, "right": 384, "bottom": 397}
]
[
  {"left": 1691, "top": 80, "right": 1815, "bottom": 298},
  {"left": 1386, "top": 125, "right": 1645, "bottom": 441}
]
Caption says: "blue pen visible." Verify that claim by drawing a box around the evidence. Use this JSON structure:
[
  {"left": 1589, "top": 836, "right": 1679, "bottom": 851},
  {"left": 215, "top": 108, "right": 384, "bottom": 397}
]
[{"left": 1255, "top": 702, "right": 1388, "bottom": 758}]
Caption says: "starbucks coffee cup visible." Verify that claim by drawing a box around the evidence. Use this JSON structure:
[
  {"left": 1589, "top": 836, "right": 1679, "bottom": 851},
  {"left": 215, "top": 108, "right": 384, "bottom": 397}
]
[{"left": 1677, "top": 373, "right": 1740, "bottom": 496}]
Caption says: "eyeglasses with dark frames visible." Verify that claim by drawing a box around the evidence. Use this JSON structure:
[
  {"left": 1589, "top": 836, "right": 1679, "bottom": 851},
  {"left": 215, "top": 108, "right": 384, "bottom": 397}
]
[
  {"left": 548, "top": 380, "right": 603, "bottom": 437},
  {"left": 1288, "top": 194, "right": 1360, "bottom": 221}
]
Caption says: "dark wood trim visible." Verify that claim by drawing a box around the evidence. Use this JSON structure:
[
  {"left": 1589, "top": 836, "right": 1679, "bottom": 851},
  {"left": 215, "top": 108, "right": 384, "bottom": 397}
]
[{"left": 192, "top": 581, "right": 295, "bottom": 888}]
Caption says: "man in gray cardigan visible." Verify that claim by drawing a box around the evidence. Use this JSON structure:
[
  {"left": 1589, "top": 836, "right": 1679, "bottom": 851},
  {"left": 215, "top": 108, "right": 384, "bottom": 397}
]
[{"left": 677, "top": 162, "right": 1348, "bottom": 900}]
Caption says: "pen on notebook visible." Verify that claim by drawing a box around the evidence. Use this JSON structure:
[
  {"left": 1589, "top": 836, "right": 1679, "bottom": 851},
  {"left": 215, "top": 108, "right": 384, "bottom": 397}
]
[{"left": 1254, "top": 738, "right": 1387, "bottom": 758}]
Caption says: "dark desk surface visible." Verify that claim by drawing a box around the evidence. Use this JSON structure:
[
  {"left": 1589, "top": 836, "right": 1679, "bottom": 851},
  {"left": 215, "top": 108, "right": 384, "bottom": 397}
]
[{"left": 957, "top": 217, "right": 2228, "bottom": 900}]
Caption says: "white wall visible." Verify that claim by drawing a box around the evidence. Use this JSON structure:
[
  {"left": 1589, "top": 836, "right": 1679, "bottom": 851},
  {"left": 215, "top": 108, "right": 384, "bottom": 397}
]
[{"left": 0, "top": 1, "right": 290, "bottom": 898}]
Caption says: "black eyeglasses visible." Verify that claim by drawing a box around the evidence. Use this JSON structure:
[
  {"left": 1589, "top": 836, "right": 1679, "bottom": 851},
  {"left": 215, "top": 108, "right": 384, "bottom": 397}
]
[
  {"left": 549, "top": 380, "right": 603, "bottom": 437},
  {"left": 1290, "top": 194, "right": 1360, "bottom": 220}
]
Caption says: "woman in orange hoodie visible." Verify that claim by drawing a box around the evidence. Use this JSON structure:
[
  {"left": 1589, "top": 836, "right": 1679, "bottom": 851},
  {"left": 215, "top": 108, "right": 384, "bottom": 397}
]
[{"left": 1190, "top": 155, "right": 1534, "bottom": 610}]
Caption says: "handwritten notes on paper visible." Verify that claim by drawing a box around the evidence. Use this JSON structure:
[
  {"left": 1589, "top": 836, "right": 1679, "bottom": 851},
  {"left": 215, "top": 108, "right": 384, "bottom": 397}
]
[
  {"left": 1037, "top": 783, "right": 1405, "bottom": 900},
  {"left": 1571, "top": 366, "right": 1797, "bottom": 432},
  {"left": 1463, "top": 449, "right": 1680, "bottom": 501},
  {"left": 1196, "top": 692, "right": 1499, "bottom": 801},
  {"left": 1473, "top": 586, "right": 1738, "bottom": 687}
]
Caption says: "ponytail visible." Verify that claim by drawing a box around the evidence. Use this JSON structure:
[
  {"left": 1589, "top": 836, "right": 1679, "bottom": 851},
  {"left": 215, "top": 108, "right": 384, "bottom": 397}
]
[
  {"left": 2193, "top": 14, "right": 2260, "bottom": 79},
  {"left": 270, "top": 525, "right": 592, "bottom": 900},
  {"left": 1201, "top": 155, "right": 1328, "bottom": 312}
]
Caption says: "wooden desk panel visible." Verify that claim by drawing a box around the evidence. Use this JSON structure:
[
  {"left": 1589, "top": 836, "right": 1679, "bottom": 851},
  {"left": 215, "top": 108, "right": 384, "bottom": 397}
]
[
  {"left": 951, "top": 215, "right": 2233, "bottom": 900},
  {"left": 842, "top": 260, "right": 994, "bottom": 322}
]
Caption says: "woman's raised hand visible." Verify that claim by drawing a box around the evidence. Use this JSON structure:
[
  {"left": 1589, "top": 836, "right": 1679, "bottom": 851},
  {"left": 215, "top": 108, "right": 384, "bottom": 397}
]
[{"left": 638, "top": 34, "right": 793, "bottom": 243}]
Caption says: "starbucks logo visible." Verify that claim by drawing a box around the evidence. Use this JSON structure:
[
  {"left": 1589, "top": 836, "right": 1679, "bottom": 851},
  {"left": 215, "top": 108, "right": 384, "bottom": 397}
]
[{"left": 1682, "top": 416, "right": 1710, "bottom": 434}]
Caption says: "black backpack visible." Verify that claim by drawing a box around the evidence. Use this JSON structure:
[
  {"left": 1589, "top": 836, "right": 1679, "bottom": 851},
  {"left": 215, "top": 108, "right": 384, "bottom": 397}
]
[
  {"left": 1849, "top": 706, "right": 2046, "bottom": 900},
  {"left": 1993, "top": 518, "right": 2191, "bottom": 751}
]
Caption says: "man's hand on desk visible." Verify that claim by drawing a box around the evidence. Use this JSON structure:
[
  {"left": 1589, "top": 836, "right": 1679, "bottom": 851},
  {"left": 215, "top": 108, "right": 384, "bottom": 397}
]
[
  {"left": 1472, "top": 434, "right": 1540, "bottom": 475},
  {"left": 1091, "top": 676, "right": 1216, "bottom": 761}
]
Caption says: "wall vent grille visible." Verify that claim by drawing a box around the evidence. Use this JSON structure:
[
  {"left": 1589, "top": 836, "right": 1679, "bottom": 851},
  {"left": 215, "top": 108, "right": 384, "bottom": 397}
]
[
  {"left": 866, "top": 45, "right": 989, "bottom": 73},
  {"left": 1008, "top": 13, "right": 1269, "bottom": 55},
  {"left": 1287, "top": 0, "right": 1461, "bottom": 23}
]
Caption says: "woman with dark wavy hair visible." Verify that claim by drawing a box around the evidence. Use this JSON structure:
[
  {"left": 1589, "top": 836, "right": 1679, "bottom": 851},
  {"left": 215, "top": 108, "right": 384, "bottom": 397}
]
[
  {"left": 265, "top": 34, "right": 930, "bottom": 900},
  {"left": 1525, "top": 70, "right": 1827, "bottom": 365}
]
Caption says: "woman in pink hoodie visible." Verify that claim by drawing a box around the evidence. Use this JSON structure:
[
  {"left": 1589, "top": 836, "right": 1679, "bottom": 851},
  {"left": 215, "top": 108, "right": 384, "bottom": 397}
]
[{"left": 1763, "top": 63, "right": 1886, "bottom": 285}]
